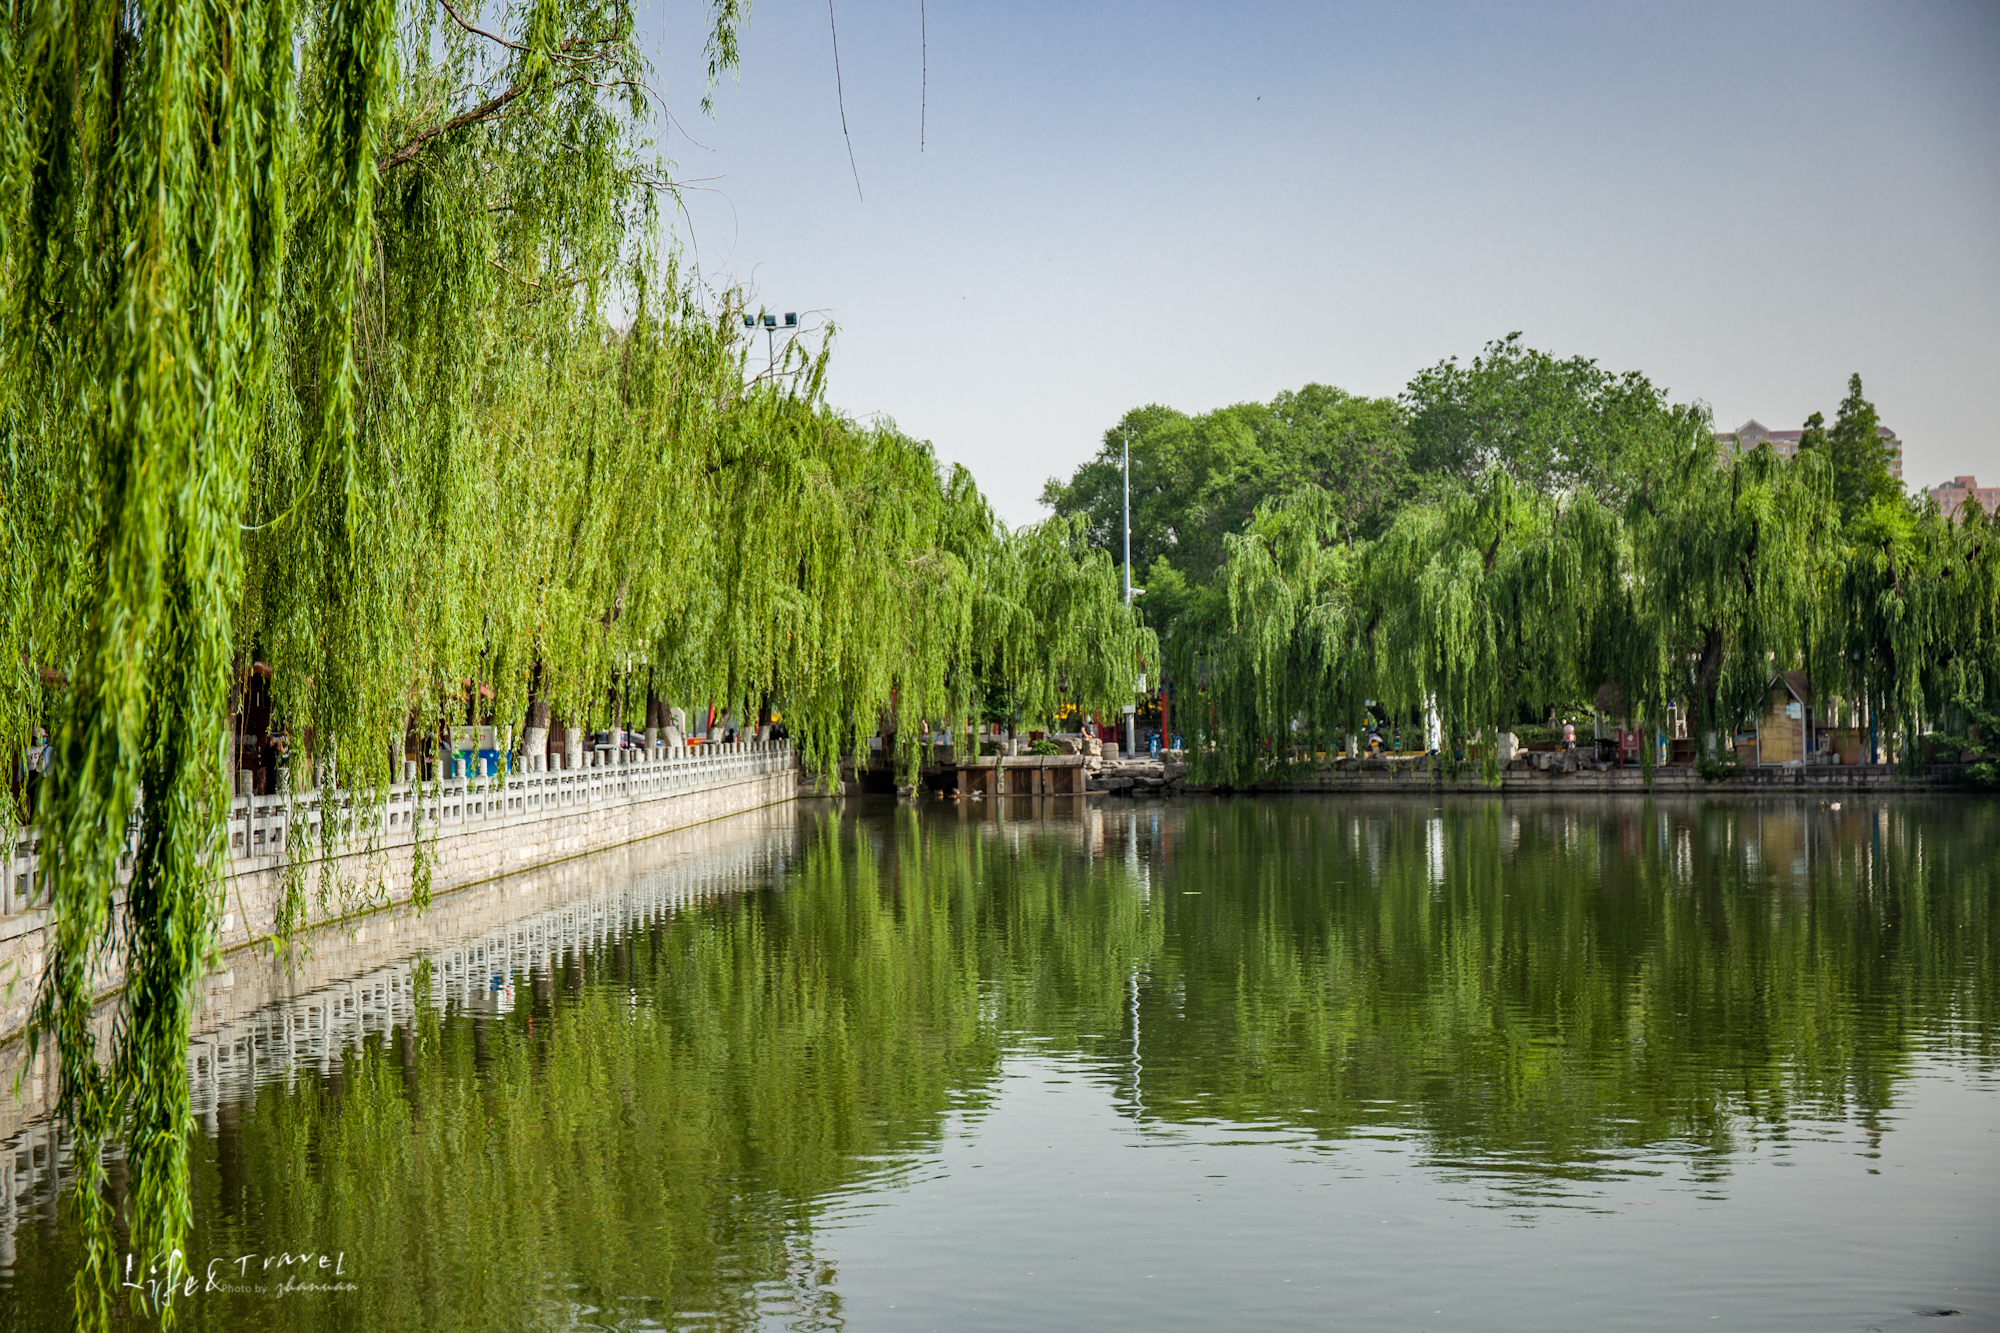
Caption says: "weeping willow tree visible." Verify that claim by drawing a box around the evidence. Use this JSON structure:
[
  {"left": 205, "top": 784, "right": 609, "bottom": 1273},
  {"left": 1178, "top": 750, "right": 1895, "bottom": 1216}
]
[
  {"left": 1360, "top": 474, "right": 1622, "bottom": 774},
  {"left": 1176, "top": 476, "right": 1620, "bottom": 785},
  {"left": 1181, "top": 489, "right": 1356, "bottom": 785},
  {"left": 1624, "top": 427, "right": 1832, "bottom": 759},
  {"left": 1, "top": 0, "right": 394, "bottom": 1321},
  {"left": 0, "top": 0, "right": 1145, "bottom": 1322},
  {"left": 966, "top": 514, "right": 1156, "bottom": 751},
  {"left": 1828, "top": 492, "right": 2000, "bottom": 770},
  {"left": 694, "top": 410, "right": 1151, "bottom": 785},
  {"left": 1170, "top": 418, "right": 1997, "bottom": 785}
]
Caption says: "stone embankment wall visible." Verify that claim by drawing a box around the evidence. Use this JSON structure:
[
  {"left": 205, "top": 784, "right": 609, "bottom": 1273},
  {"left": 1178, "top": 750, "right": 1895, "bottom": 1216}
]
[
  {"left": 0, "top": 741, "right": 798, "bottom": 1044},
  {"left": 1079, "top": 754, "right": 1965, "bottom": 795},
  {"left": 1092, "top": 758, "right": 1189, "bottom": 795},
  {"left": 1225, "top": 756, "right": 1962, "bottom": 794},
  {"left": 0, "top": 800, "right": 807, "bottom": 1158}
]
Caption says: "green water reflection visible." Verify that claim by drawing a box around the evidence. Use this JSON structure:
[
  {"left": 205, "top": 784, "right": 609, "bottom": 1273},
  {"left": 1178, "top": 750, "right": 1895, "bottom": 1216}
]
[
  {"left": 1129, "top": 800, "right": 1996, "bottom": 1181},
  {"left": 1, "top": 796, "right": 1994, "bottom": 1330}
]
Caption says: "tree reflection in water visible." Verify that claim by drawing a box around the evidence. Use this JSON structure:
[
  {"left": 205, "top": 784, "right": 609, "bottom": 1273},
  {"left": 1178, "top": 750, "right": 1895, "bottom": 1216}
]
[{"left": 0, "top": 796, "right": 1991, "bottom": 1330}]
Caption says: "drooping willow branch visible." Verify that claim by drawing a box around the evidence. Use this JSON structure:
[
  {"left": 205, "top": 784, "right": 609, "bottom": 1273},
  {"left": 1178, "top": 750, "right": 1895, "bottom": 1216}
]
[{"left": 0, "top": 1, "right": 1153, "bottom": 1327}]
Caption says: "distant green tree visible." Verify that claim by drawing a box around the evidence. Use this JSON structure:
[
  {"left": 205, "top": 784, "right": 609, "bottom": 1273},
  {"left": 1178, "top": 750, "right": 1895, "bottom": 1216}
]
[
  {"left": 1796, "top": 410, "right": 1828, "bottom": 454},
  {"left": 1039, "top": 385, "right": 1409, "bottom": 591},
  {"left": 1039, "top": 384, "right": 1410, "bottom": 711},
  {"left": 1403, "top": 333, "right": 1685, "bottom": 503},
  {"left": 1038, "top": 403, "right": 1248, "bottom": 583},
  {"left": 1231, "top": 385, "right": 1411, "bottom": 543},
  {"left": 1823, "top": 373, "right": 1902, "bottom": 519}
]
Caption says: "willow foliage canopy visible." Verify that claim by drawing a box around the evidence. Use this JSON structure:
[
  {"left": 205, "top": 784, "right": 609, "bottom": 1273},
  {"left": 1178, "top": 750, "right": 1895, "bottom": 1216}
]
[
  {"left": 1095, "top": 348, "right": 2000, "bottom": 784},
  {"left": 0, "top": 0, "right": 1146, "bottom": 1322}
]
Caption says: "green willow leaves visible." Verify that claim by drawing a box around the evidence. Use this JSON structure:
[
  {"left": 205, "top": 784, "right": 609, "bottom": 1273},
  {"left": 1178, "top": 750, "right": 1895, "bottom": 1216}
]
[
  {"left": 0, "top": 1, "right": 1145, "bottom": 1323},
  {"left": 3, "top": 0, "right": 384, "bottom": 1322},
  {"left": 1061, "top": 345, "right": 2000, "bottom": 782}
]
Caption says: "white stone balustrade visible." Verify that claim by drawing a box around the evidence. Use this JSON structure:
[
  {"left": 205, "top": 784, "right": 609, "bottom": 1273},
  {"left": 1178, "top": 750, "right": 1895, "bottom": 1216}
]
[{"left": 2, "top": 740, "right": 793, "bottom": 940}]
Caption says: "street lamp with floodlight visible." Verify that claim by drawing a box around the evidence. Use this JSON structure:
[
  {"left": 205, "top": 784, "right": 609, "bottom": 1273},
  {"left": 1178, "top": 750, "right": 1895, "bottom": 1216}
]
[{"left": 741, "top": 309, "right": 800, "bottom": 372}]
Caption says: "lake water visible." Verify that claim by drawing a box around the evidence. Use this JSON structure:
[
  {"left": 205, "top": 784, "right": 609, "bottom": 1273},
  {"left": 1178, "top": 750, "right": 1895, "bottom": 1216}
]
[{"left": 1, "top": 795, "right": 1995, "bottom": 1331}]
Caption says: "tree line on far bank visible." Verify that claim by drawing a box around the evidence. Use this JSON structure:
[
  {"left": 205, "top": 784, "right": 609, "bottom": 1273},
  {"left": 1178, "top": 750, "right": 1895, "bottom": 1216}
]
[{"left": 1043, "top": 336, "right": 2000, "bottom": 785}]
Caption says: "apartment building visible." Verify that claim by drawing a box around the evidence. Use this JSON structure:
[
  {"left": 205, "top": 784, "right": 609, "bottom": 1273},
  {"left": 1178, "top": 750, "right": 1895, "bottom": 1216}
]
[
  {"left": 1930, "top": 475, "right": 2000, "bottom": 521},
  {"left": 1722, "top": 419, "right": 1904, "bottom": 482}
]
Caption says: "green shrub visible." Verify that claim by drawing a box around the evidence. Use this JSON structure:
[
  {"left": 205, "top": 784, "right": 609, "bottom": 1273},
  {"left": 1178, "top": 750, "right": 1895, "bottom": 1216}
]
[
  {"left": 1918, "top": 732, "right": 1972, "bottom": 764},
  {"left": 1696, "top": 749, "right": 1744, "bottom": 782}
]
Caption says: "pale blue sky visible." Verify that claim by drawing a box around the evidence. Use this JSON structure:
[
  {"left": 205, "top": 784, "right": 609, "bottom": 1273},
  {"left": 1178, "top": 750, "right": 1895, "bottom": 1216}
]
[{"left": 646, "top": 1, "right": 2000, "bottom": 524}]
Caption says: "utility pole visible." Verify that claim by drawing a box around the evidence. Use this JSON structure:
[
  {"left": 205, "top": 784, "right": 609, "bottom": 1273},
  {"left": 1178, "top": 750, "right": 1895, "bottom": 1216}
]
[
  {"left": 1122, "top": 430, "right": 1132, "bottom": 605},
  {"left": 1122, "top": 430, "right": 1137, "bottom": 758}
]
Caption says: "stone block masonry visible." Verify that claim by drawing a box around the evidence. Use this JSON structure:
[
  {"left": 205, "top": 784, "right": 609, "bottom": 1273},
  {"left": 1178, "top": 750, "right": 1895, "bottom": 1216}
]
[{"left": 0, "top": 741, "right": 798, "bottom": 1045}]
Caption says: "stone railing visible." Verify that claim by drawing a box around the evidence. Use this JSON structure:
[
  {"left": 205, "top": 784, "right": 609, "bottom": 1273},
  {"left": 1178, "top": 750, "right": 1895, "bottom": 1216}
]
[{"left": 2, "top": 740, "right": 793, "bottom": 927}]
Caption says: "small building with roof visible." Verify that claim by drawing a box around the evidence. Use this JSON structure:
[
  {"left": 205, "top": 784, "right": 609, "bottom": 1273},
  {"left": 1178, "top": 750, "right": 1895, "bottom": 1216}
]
[{"left": 1745, "top": 671, "right": 1817, "bottom": 767}]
